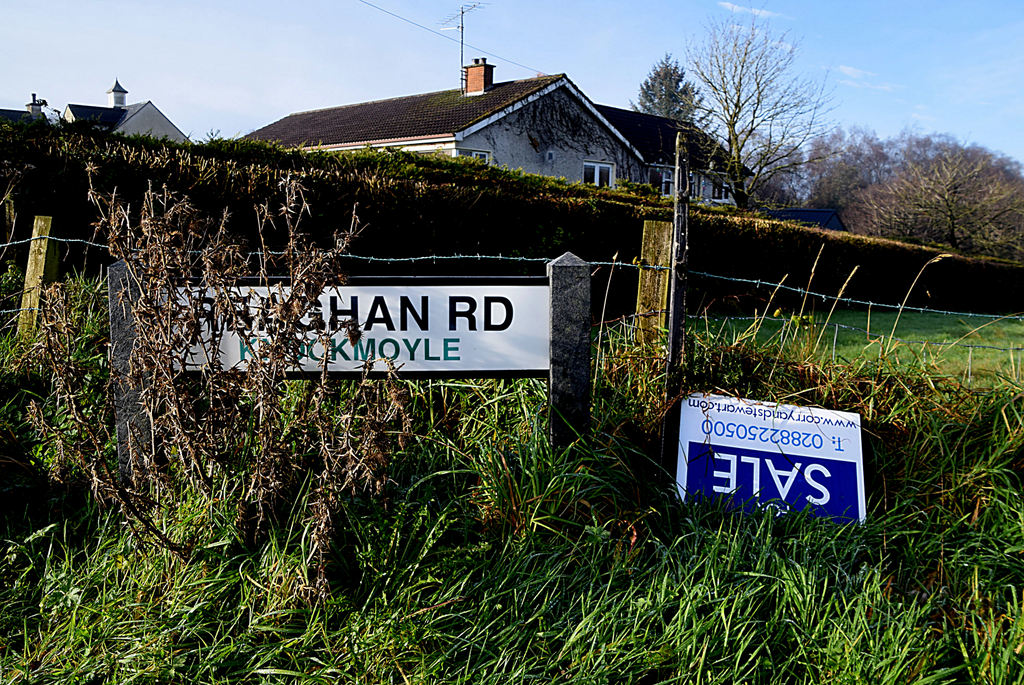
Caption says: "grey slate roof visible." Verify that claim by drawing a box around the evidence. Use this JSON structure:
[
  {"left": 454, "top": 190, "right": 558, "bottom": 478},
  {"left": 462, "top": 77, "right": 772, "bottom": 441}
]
[
  {"left": 108, "top": 79, "right": 127, "bottom": 94},
  {"left": 0, "top": 108, "right": 32, "bottom": 123},
  {"left": 66, "top": 103, "right": 127, "bottom": 127},
  {"left": 246, "top": 75, "right": 565, "bottom": 147},
  {"left": 764, "top": 208, "right": 847, "bottom": 232},
  {"left": 593, "top": 105, "right": 737, "bottom": 173},
  {"left": 65, "top": 102, "right": 146, "bottom": 130}
]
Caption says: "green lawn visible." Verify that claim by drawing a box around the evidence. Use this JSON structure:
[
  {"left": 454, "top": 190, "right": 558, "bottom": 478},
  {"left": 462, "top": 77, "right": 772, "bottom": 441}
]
[{"left": 703, "top": 309, "right": 1024, "bottom": 386}]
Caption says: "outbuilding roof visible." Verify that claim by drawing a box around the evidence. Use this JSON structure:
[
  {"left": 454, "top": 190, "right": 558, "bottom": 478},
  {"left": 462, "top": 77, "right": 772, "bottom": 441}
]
[
  {"left": 764, "top": 208, "right": 847, "bottom": 232},
  {"left": 65, "top": 103, "right": 128, "bottom": 127}
]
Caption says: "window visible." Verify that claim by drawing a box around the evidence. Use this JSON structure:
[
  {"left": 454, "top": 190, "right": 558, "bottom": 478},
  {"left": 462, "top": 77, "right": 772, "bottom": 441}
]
[
  {"left": 583, "top": 161, "right": 614, "bottom": 188},
  {"left": 690, "top": 173, "right": 700, "bottom": 196},
  {"left": 649, "top": 167, "right": 674, "bottom": 196},
  {"left": 455, "top": 149, "right": 490, "bottom": 162},
  {"left": 712, "top": 179, "right": 724, "bottom": 200}
]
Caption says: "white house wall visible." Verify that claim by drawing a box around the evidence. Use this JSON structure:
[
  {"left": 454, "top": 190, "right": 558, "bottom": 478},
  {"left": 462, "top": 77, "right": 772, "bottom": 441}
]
[
  {"left": 458, "top": 86, "right": 645, "bottom": 186},
  {"left": 116, "top": 102, "right": 187, "bottom": 143}
]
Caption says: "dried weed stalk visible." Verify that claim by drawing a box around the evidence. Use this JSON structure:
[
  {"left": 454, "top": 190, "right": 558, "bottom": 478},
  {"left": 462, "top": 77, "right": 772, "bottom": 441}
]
[{"left": 32, "top": 179, "right": 410, "bottom": 600}]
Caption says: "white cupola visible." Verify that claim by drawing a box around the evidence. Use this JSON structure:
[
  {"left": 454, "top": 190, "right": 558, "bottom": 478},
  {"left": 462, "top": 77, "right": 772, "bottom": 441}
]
[{"left": 107, "top": 79, "right": 127, "bottom": 108}]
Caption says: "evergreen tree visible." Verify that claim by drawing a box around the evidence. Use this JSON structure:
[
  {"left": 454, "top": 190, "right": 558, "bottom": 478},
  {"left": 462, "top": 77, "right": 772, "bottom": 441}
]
[{"left": 633, "top": 53, "right": 700, "bottom": 123}]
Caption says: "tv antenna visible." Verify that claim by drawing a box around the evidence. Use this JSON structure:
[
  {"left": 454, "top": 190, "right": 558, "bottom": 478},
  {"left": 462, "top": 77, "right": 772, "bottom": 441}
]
[{"left": 441, "top": 3, "right": 486, "bottom": 93}]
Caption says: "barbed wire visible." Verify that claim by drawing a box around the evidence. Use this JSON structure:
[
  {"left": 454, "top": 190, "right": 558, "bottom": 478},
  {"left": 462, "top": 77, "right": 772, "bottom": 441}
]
[
  {"left": 0, "top": 232, "right": 1021, "bottom": 326},
  {"left": 689, "top": 270, "right": 1024, "bottom": 321},
  {"left": 0, "top": 235, "right": 109, "bottom": 250}
]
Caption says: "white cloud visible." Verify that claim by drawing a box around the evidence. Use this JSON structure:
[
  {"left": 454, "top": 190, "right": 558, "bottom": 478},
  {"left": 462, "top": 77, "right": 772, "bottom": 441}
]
[
  {"left": 837, "top": 65, "right": 875, "bottom": 79},
  {"left": 717, "top": 2, "right": 783, "bottom": 18},
  {"left": 839, "top": 79, "right": 897, "bottom": 92}
]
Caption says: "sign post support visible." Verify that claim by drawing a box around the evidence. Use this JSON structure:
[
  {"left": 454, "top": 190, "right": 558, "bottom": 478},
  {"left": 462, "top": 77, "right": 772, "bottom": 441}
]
[
  {"left": 108, "top": 260, "right": 151, "bottom": 484},
  {"left": 548, "top": 252, "right": 591, "bottom": 448}
]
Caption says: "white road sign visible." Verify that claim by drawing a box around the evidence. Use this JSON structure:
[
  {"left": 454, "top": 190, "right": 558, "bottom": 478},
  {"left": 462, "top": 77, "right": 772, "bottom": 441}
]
[{"left": 182, "top": 282, "right": 550, "bottom": 374}]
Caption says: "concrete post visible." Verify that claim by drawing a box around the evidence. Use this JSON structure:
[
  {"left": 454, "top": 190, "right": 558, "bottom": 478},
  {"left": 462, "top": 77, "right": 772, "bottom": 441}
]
[
  {"left": 548, "top": 252, "right": 590, "bottom": 448},
  {"left": 108, "top": 260, "right": 151, "bottom": 484}
]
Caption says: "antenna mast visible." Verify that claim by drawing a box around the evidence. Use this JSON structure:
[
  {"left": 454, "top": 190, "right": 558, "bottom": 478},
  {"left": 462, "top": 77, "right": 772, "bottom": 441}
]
[{"left": 442, "top": 3, "right": 485, "bottom": 94}]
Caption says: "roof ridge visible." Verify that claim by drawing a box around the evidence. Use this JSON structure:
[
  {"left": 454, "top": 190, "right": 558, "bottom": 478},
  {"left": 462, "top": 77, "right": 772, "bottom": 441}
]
[{"left": 285, "top": 74, "right": 564, "bottom": 118}]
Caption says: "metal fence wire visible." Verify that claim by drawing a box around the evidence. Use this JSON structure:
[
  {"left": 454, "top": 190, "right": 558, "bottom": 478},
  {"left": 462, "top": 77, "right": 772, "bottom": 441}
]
[{"left": 2, "top": 236, "right": 1022, "bottom": 359}]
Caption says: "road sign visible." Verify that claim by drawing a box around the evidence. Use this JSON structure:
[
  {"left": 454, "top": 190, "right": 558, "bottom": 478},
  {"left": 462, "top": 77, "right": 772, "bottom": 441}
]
[
  {"left": 677, "top": 394, "right": 865, "bottom": 523},
  {"left": 182, "top": 279, "right": 550, "bottom": 376}
]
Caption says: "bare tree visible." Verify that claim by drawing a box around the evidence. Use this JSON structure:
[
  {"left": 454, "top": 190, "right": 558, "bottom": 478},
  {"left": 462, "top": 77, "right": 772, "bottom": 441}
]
[
  {"left": 687, "top": 17, "right": 832, "bottom": 208},
  {"left": 801, "top": 127, "right": 892, "bottom": 212},
  {"left": 852, "top": 143, "right": 1024, "bottom": 259}
]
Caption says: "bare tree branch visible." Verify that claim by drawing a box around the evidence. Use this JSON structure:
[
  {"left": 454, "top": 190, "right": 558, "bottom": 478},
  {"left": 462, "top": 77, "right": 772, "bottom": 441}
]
[{"left": 687, "top": 16, "right": 833, "bottom": 208}]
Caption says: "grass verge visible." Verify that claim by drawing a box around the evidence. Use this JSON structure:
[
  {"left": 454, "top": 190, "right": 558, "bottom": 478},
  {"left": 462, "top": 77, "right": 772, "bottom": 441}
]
[{"left": 1, "top": 278, "right": 1023, "bottom": 683}]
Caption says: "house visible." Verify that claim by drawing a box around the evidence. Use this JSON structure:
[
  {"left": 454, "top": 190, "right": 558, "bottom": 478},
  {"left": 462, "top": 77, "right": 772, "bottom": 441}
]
[
  {"left": 764, "top": 208, "right": 847, "bottom": 232},
  {"left": 593, "top": 105, "right": 737, "bottom": 203},
  {"left": 0, "top": 94, "right": 47, "bottom": 124},
  {"left": 246, "top": 59, "right": 736, "bottom": 204},
  {"left": 61, "top": 80, "right": 187, "bottom": 143}
]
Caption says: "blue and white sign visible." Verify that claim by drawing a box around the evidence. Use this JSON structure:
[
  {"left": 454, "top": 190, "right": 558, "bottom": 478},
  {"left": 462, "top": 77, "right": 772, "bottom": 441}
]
[{"left": 677, "top": 394, "right": 865, "bottom": 523}]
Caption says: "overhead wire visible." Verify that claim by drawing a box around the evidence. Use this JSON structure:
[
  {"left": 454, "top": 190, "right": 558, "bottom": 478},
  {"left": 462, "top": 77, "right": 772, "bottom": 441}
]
[{"left": 353, "top": 0, "right": 546, "bottom": 75}]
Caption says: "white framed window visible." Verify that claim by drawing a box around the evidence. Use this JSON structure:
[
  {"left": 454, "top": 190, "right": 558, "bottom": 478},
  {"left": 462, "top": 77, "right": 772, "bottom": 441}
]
[
  {"left": 583, "top": 161, "right": 614, "bottom": 188},
  {"left": 455, "top": 148, "right": 491, "bottom": 162}
]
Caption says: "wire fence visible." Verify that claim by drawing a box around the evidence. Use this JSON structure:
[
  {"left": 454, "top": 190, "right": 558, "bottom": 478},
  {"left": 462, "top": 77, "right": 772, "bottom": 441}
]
[{"left": 3, "top": 234, "right": 1023, "bottom": 365}]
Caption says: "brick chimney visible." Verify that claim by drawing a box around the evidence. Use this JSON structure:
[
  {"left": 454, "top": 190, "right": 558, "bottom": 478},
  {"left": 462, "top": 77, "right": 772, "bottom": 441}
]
[{"left": 463, "top": 57, "right": 495, "bottom": 95}]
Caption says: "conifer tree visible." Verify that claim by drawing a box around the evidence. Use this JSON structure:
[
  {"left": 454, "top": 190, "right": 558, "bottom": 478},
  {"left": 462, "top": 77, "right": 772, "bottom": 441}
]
[{"left": 633, "top": 53, "right": 700, "bottom": 123}]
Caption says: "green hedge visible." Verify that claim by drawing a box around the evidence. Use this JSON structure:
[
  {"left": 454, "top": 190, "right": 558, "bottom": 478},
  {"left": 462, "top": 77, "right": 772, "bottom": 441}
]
[
  {"left": 0, "top": 122, "right": 666, "bottom": 270},
  {"left": 690, "top": 212, "right": 1024, "bottom": 313},
  {"left": 2, "top": 122, "right": 1022, "bottom": 313}
]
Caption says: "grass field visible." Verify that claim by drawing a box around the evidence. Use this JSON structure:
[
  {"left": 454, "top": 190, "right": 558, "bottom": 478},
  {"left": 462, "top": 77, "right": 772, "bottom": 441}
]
[
  {"left": 2, "top": 277, "right": 1024, "bottom": 682},
  {"left": 703, "top": 308, "right": 1024, "bottom": 386}
]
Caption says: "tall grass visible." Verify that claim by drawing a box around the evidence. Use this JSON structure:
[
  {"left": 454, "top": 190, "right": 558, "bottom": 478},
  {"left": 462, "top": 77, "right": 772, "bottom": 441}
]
[{"left": 2, "top": 276, "right": 1024, "bottom": 682}]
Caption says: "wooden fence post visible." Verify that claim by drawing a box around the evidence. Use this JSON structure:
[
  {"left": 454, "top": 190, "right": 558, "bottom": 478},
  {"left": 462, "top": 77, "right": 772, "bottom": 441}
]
[
  {"left": 548, "top": 252, "right": 591, "bottom": 448},
  {"left": 659, "top": 133, "right": 690, "bottom": 473},
  {"left": 18, "top": 216, "right": 58, "bottom": 338},
  {"left": 635, "top": 220, "right": 673, "bottom": 345}
]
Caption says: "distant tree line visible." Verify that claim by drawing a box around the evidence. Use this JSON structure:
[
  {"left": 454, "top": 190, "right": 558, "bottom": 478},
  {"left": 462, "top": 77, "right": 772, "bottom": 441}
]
[{"left": 757, "top": 128, "right": 1024, "bottom": 262}]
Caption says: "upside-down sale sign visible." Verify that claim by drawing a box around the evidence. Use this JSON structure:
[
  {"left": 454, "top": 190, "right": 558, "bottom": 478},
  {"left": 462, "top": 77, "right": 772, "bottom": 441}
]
[{"left": 677, "top": 394, "right": 866, "bottom": 523}]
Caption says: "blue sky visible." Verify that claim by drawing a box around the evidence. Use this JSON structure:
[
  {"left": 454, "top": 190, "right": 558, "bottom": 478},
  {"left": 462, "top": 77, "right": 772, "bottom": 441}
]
[{"left": 3, "top": 0, "right": 1023, "bottom": 162}]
